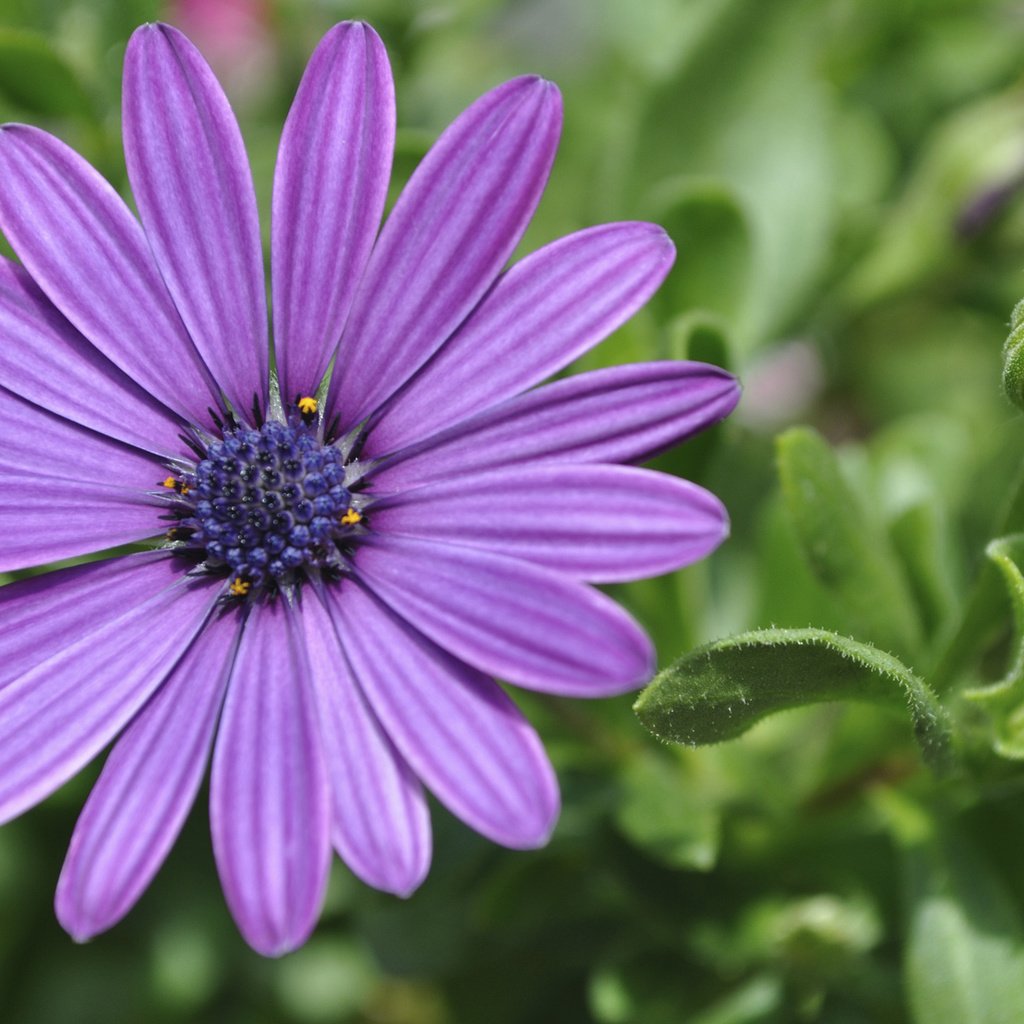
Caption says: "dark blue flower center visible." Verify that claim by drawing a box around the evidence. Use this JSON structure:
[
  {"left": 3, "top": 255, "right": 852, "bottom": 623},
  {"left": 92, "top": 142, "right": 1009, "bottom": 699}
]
[{"left": 165, "top": 417, "right": 362, "bottom": 595}]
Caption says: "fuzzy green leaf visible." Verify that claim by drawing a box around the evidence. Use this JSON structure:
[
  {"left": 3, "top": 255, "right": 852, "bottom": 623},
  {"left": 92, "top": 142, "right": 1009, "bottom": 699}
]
[
  {"left": 634, "top": 628, "right": 955, "bottom": 774},
  {"left": 964, "top": 535, "right": 1024, "bottom": 758}
]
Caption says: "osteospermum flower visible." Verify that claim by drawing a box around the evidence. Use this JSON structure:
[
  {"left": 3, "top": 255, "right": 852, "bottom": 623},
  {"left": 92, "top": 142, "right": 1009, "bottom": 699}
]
[{"left": 0, "top": 22, "right": 739, "bottom": 956}]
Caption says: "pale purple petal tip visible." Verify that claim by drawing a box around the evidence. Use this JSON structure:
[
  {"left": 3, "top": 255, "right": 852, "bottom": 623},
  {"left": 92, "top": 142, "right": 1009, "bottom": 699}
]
[
  {"left": 0, "top": 123, "right": 219, "bottom": 423},
  {"left": 299, "top": 591, "right": 431, "bottom": 896},
  {"left": 332, "top": 585, "right": 560, "bottom": 847},
  {"left": 273, "top": 21, "right": 395, "bottom": 401},
  {"left": 55, "top": 613, "right": 239, "bottom": 941},
  {"left": 210, "top": 601, "right": 330, "bottom": 957},
  {"left": 0, "top": 555, "right": 219, "bottom": 829},
  {"left": 368, "top": 222, "right": 676, "bottom": 455},
  {"left": 123, "top": 23, "right": 268, "bottom": 416},
  {"left": 373, "top": 361, "right": 741, "bottom": 489},
  {"left": 372, "top": 463, "right": 730, "bottom": 582},
  {"left": 326, "top": 75, "right": 563, "bottom": 430},
  {"left": 355, "top": 536, "right": 655, "bottom": 697}
]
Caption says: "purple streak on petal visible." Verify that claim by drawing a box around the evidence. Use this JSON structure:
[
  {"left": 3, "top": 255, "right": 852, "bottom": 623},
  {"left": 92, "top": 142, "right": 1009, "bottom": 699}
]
[
  {"left": 353, "top": 535, "right": 654, "bottom": 696},
  {"left": 0, "top": 125, "right": 219, "bottom": 422},
  {"left": 326, "top": 77, "right": 562, "bottom": 430},
  {"left": 210, "top": 600, "right": 330, "bottom": 957},
  {"left": 0, "top": 555, "right": 218, "bottom": 826},
  {"left": 0, "top": 389, "right": 166, "bottom": 569},
  {"left": 372, "top": 463, "right": 729, "bottom": 582},
  {"left": 329, "top": 582, "right": 559, "bottom": 847},
  {"left": 0, "top": 385, "right": 161, "bottom": 485},
  {"left": 0, "top": 385, "right": 158, "bottom": 483},
  {"left": 273, "top": 22, "right": 394, "bottom": 401},
  {"left": 0, "top": 475, "right": 161, "bottom": 571},
  {"left": 298, "top": 590, "right": 430, "bottom": 896},
  {"left": 123, "top": 24, "right": 268, "bottom": 416},
  {"left": 55, "top": 610, "right": 240, "bottom": 941},
  {"left": 372, "top": 361, "right": 741, "bottom": 490},
  {"left": 367, "top": 223, "right": 676, "bottom": 455},
  {"left": 0, "top": 552, "right": 171, "bottom": 673},
  {"left": 0, "top": 257, "right": 185, "bottom": 455}
]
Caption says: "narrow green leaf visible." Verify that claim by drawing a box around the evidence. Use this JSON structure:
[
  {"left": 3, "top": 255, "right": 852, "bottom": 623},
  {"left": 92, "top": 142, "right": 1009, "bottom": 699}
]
[
  {"left": 964, "top": 535, "right": 1024, "bottom": 758},
  {"left": 899, "top": 815, "right": 1024, "bottom": 1024},
  {"left": 777, "top": 426, "right": 923, "bottom": 658},
  {"left": 0, "top": 29, "right": 95, "bottom": 120},
  {"left": 633, "top": 627, "right": 956, "bottom": 775},
  {"left": 890, "top": 502, "right": 958, "bottom": 641}
]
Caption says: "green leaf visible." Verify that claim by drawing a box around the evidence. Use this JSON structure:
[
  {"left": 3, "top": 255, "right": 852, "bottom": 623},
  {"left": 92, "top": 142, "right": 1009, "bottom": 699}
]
[
  {"left": 0, "top": 29, "right": 95, "bottom": 120},
  {"left": 651, "top": 180, "right": 753, "bottom": 329},
  {"left": 634, "top": 627, "right": 956, "bottom": 775},
  {"left": 890, "top": 502, "right": 958, "bottom": 641},
  {"left": 777, "top": 426, "right": 923, "bottom": 659},
  {"left": 1002, "top": 297, "right": 1024, "bottom": 412},
  {"left": 615, "top": 750, "right": 720, "bottom": 870},
  {"left": 637, "top": 0, "right": 837, "bottom": 352},
  {"left": 964, "top": 535, "right": 1024, "bottom": 758},
  {"left": 898, "top": 814, "right": 1024, "bottom": 1024}
]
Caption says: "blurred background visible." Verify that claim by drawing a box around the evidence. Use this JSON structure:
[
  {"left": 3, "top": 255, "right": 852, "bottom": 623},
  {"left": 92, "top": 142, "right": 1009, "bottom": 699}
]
[{"left": 2, "top": 0, "right": 1024, "bottom": 1021}]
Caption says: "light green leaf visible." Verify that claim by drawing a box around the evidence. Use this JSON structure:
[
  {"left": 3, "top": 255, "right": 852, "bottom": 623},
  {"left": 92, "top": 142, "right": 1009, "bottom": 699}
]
[
  {"left": 637, "top": 0, "right": 836, "bottom": 351},
  {"left": 615, "top": 750, "right": 720, "bottom": 870},
  {"left": 0, "top": 29, "right": 95, "bottom": 120},
  {"left": 843, "top": 86, "right": 1024, "bottom": 308},
  {"left": 777, "top": 426, "right": 923, "bottom": 659},
  {"left": 651, "top": 180, "right": 752, "bottom": 330},
  {"left": 890, "top": 502, "right": 958, "bottom": 641},
  {"left": 900, "top": 815, "right": 1024, "bottom": 1024},
  {"left": 634, "top": 627, "right": 956, "bottom": 775}
]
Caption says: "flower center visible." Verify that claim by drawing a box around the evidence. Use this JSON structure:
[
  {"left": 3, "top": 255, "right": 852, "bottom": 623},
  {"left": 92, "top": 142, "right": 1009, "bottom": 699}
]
[{"left": 162, "top": 405, "right": 364, "bottom": 596}]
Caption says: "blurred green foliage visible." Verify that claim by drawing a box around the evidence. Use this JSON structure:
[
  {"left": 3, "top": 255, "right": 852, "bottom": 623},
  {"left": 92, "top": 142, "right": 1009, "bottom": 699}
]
[{"left": 4, "top": 0, "right": 1024, "bottom": 1021}]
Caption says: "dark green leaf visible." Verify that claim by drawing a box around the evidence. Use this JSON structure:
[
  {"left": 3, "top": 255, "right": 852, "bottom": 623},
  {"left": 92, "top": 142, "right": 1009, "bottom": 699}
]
[
  {"left": 0, "top": 29, "right": 95, "bottom": 120},
  {"left": 634, "top": 627, "right": 956, "bottom": 774}
]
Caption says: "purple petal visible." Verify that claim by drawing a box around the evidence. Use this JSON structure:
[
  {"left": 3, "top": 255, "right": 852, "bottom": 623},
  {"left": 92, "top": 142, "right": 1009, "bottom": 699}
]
[
  {"left": 123, "top": 24, "right": 268, "bottom": 417},
  {"left": 372, "top": 361, "right": 741, "bottom": 490},
  {"left": 272, "top": 22, "right": 394, "bottom": 401},
  {"left": 371, "top": 464, "right": 728, "bottom": 582},
  {"left": 55, "top": 611, "right": 240, "bottom": 941},
  {"left": 367, "top": 223, "right": 675, "bottom": 454},
  {"left": 0, "top": 257, "right": 185, "bottom": 455},
  {"left": 210, "top": 600, "right": 330, "bottom": 957},
  {"left": 0, "top": 388, "right": 166, "bottom": 570},
  {"left": 326, "top": 76, "right": 562, "bottom": 430},
  {"left": 329, "top": 582, "right": 559, "bottom": 847},
  {"left": 0, "top": 386, "right": 160, "bottom": 484},
  {"left": 0, "top": 553, "right": 218, "bottom": 826},
  {"left": 0, "top": 125, "right": 219, "bottom": 423},
  {"left": 298, "top": 591, "right": 430, "bottom": 896},
  {"left": 353, "top": 535, "right": 654, "bottom": 696},
  {"left": 0, "top": 475, "right": 160, "bottom": 571}
]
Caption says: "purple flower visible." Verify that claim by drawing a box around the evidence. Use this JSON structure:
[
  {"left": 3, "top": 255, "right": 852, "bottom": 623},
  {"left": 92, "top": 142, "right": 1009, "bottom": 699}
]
[{"left": 0, "top": 22, "right": 739, "bottom": 956}]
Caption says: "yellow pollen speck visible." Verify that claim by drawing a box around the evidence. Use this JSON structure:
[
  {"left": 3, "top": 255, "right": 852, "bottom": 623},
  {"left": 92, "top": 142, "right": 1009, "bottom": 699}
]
[
  {"left": 229, "top": 578, "right": 251, "bottom": 597},
  {"left": 161, "top": 476, "right": 176, "bottom": 489},
  {"left": 340, "top": 508, "right": 362, "bottom": 526},
  {"left": 298, "top": 396, "right": 318, "bottom": 415}
]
